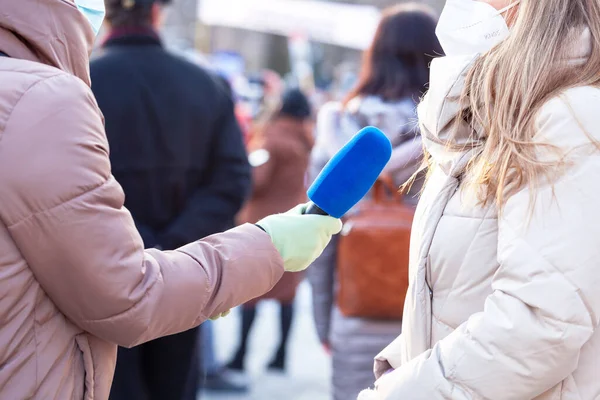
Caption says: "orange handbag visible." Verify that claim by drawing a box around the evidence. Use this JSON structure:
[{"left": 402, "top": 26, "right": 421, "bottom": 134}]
[{"left": 336, "top": 175, "right": 415, "bottom": 320}]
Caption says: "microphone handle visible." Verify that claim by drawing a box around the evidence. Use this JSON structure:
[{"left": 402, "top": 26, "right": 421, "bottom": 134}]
[{"left": 305, "top": 202, "right": 329, "bottom": 216}]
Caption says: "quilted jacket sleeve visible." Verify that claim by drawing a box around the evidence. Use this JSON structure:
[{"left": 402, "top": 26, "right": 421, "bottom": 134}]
[
  {"left": 372, "top": 90, "right": 600, "bottom": 399},
  {"left": 1, "top": 73, "right": 284, "bottom": 348}
]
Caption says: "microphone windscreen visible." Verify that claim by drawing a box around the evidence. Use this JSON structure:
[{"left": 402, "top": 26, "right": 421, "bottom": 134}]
[{"left": 308, "top": 126, "right": 392, "bottom": 218}]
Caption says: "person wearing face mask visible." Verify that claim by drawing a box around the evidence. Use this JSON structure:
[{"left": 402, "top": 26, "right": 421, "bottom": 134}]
[
  {"left": 359, "top": 0, "right": 600, "bottom": 399},
  {"left": 0, "top": 1, "right": 342, "bottom": 399}
]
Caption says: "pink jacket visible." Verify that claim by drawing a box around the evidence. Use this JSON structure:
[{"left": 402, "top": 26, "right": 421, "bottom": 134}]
[{"left": 0, "top": 1, "right": 284, "bottom": 399}]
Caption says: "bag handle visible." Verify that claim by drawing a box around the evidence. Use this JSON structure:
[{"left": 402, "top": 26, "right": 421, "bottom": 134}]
[{"left": 372, "top": 174, "right": 402, "bottom": 204}]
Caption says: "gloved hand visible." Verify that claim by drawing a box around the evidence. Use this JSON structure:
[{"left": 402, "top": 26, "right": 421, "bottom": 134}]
[
  {"left": 257, "top": 204, "right": 342, "bottom": 272},
  {"left": 209, "top": 309, "right": 231, "bottom": 321}
]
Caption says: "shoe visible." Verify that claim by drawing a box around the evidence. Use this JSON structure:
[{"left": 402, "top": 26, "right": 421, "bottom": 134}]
[
  {"left": 204, "top": 372, "right": 248, "bottom": 393},
  {"left": 225, "top": 356, "right": 244, "bottom": 372},
  {"left": 267, "top": 350, "right": 286, "bottom": 371}
]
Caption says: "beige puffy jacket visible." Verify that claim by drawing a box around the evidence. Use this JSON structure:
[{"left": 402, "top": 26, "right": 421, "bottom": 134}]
[
  {"left": 371, "top": 28, "right": 600, "bottom": 399},
  {"left": 0, "top": 1, "right": 283, "bottom": 399}
]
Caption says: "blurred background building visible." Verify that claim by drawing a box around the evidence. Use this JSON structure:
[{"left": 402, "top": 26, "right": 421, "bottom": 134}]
[{"left": 161, "top": 0, "right": 443, "bottom": 92}]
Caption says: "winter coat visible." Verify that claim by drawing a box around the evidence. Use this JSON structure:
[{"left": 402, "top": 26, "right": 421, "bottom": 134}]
[
  {"left": 308, "top": 95, "right": 422, "bottom": 400},
  {"left": 90, "top": 29, "right": 251, "bottom": 250},
  {"left": 0, "top": 2, "right": 283, "bottom": 399},
  {"left": 372, "top": 28, "right": 600, "bottom": 400},
  {"left": 238, "top": 115, "right": 314, "bottom": 305}
]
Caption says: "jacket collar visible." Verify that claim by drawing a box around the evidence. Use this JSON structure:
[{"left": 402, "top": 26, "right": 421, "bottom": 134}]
[
  {"left": 103, "top": 27, "right": 162, "bottom": 49},
  {"left": 418, "top": 26, "right": 592, "bottom": 177}
]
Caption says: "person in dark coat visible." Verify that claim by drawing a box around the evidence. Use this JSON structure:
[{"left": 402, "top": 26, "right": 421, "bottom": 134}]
[
  {"left": 226, "top": 89, "right": 315, "bottom": 373},
  {"left": 90, "top": 1, "right": 251, "bottom": 399}
]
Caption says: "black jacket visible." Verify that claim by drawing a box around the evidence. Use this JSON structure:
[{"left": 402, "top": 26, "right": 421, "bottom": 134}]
[{"left": 91, "top": 30, "right": 251, "bottom": 250}]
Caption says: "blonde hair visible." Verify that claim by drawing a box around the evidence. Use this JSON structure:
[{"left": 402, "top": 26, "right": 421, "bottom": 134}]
[{"left": 429, "top": 0, "right": 600, "bottom": 209}]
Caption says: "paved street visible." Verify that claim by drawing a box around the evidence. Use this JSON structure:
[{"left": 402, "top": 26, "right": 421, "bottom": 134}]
[{"left": 200, "top": 282, "right": 331, "bottom": 400}]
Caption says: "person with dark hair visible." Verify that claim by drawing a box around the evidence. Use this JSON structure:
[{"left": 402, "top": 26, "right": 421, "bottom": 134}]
[
  {"left": 226, "top": 89, "right": 315, "bottom": 374},
  {"left": 89, "top": 1, "right": 320, "bottom": 400},
  {"left": 307, "top": 4, "right": 443, "bottom": 400}
]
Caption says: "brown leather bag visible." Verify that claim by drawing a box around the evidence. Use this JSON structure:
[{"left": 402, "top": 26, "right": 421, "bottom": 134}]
[{"left": 336, "top": 175, "right": 414, "bottom": 320}]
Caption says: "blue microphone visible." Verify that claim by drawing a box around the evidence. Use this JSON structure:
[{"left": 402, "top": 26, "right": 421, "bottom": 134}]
[{"left": 306, "top": 126, "right": 392, "bottom": 218}]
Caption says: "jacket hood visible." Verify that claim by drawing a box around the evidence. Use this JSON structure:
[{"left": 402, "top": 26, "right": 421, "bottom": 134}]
[
  {"left": 418, "top": 27, "right": 593, "bottom": 177},
  {"left": 417, "top": 54, "right": 481, "bottom": 177},
  {"left": 0, "top": 0, "right": 95, "bottom": 85}
]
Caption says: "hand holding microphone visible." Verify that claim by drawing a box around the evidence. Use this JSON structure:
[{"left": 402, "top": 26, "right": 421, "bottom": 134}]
[
  {"left": 258, "top": 127, "right": 392, "bottom": 273},
  {"left": 210, "top": 201, "right": 344, "bottom": 320},
  {"left": 210, "top": 127, "right": 392, "bottom": 319},
  {"left": 257, "top": 204, "right": 342, "bottom": 272}
]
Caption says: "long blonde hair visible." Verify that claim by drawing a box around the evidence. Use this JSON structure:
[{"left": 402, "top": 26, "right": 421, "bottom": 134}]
[{"left": 451, "top": 0, "right": 600, "bottom": 209}]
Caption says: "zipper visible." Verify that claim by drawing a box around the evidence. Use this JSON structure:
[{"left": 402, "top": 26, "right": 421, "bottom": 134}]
[{"left": 425, "top": 256, "right": 433, "bottom": 299}]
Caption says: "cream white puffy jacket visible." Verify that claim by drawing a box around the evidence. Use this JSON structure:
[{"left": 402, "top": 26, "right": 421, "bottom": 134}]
[{"left": 369, "top": 29, "right": 600, "bottom": 400}]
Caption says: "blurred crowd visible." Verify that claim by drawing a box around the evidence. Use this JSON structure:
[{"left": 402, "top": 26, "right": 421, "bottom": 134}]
[{"left": 87, "top": 1, "right": 441, "bottom": 399}]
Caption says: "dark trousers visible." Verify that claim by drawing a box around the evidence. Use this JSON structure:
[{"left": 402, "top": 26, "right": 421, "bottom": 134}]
[
  {"left": 229, "top": 303, "right": 294, "bottom": 370},
  {"left": 109, "top": 327, "right": 200, "bottom": 400}
]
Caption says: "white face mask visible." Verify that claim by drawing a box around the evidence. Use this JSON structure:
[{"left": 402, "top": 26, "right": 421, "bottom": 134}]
[
  {"left": 74, "top": 0, "right": 106, "bottom": 36},
  {"left": 436, "top": 0, "right": 520, "bottom": 56}
]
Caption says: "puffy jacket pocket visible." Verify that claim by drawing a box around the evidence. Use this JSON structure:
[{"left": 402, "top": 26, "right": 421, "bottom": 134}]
[{"left": 75, "top": 334, "right": 95, "bottom": 400}]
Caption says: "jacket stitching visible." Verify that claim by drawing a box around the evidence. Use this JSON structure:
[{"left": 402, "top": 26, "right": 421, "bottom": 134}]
[
  {"left": 7, "top": 176, "right": 110, "bottom": 229},
  {"left": 80, "top": 268, "right": 161, "bottom": 328},
  {"left": 33, "top": 290, "right": 39, "bottom": 392},
  {"left": 3, "top": 73, "right": 109, "bottom": 229},
  {"left": 7, "top": 177, "right": 161, "bottom": 346},
  {"left": 436, "top": 207, "right": 504, "bottom": 399},
  {"left": 177, "top": 225, "right": 282, "bottom": 322},
  {"left": 82, "top": 335, "right": 96, "bottom": 397},
  {"left": 418, "top": 176, "right": 458, "bottom": 261},
  {"left": 448, "top": 330, "right": 488, "bottom": 399},
  {"left": 0, "top": 73, "right": 64, "bottom": 228},
  {"left": 441, "top": 214, "right": 497, "bottom": 220},
  {"left": 101, "top": 220, "right": 164, "bottom": 346},
  {"left": 433, "top": 201, "right": 490, "bottom": 320},
  {"left": 1, "top": 72, "right": 64, "bottom": 146},
  {"left": 431, "top": 313, "right": 455, "bottom": 331},
  {"left": 176, "top": 248, "right": 211, "bottom": 321},
  {"left": 500, "top": 222, "right": 596, "bottom": 328}
]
